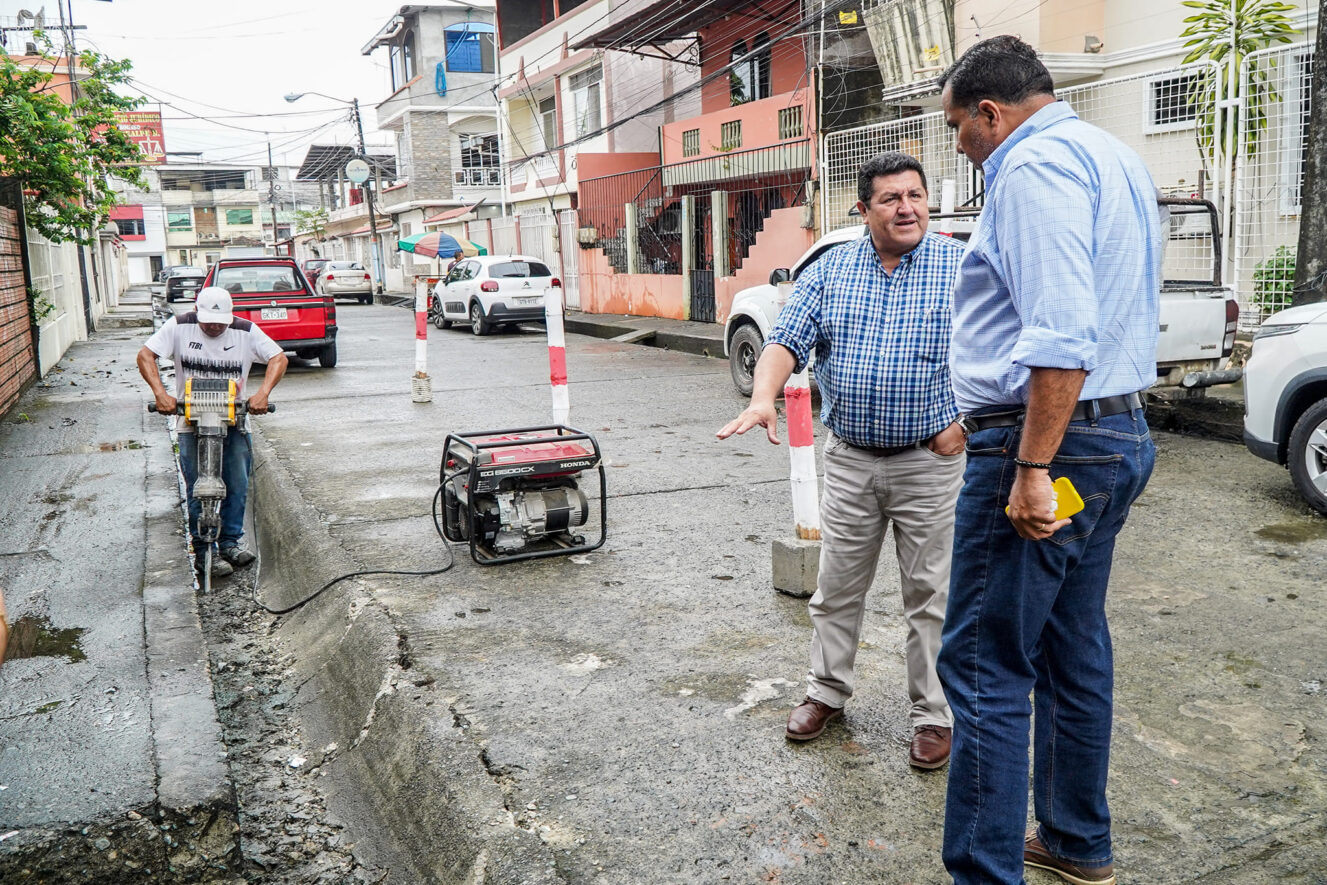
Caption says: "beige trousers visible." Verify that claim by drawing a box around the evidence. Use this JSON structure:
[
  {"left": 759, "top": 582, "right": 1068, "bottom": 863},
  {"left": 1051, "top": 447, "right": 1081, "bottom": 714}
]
[{"left": 806, "top": 433, "right": 965, "bottom": 728}]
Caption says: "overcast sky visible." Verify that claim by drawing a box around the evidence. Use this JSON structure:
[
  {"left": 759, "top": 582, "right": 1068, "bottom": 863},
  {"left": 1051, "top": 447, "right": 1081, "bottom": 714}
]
[{"left": 2, "top": 0, "right": 416, "bottom": 166}]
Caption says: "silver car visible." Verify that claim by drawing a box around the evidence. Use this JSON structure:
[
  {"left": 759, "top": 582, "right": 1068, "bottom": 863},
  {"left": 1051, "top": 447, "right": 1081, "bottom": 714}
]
[{"left": 317, "top": 261, "right": 373, "bottom": 304}]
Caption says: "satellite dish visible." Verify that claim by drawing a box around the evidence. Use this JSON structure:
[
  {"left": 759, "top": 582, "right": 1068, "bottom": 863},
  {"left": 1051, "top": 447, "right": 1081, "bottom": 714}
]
[{"left": 345, "top": 159, "right": 371, "bottom": 184}]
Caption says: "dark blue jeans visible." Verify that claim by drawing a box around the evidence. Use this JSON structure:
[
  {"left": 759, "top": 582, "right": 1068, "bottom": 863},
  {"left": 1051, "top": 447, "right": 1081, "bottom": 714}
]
[
  {"left": 177, "top": 427, "right": 252, "bottom": 552},
  {"left": 938, "top": 408, "right": 1154, "bottom": 884}
]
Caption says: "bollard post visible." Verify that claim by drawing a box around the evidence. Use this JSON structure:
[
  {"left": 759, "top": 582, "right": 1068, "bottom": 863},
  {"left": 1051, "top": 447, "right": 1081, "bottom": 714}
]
[
  {"left": 545, "top": 282, "right": 570, "bottom": 424},
  {"left": 938, "top": 179, "right": 956, "bottom": 235},
  {"left": 771, "top": 279, "right": 820, "bottom": 597},
  {"left": 412, "top": 278, "right": 433, "bottom": 403}
]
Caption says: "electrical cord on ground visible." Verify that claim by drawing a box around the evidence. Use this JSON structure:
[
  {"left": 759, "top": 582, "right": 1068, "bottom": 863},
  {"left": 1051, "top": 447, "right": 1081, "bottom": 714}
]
[{"left": 250, "top": 480, "right": 457, "bottom": 616}]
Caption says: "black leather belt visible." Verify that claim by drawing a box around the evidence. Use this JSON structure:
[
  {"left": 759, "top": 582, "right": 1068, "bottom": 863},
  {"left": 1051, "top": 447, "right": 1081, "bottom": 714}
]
[
  {"left": 843, "top": 439, "right": 927, "bottom": 457},
  {"left": 963, "top": 391, "right": 1144, "bottom": 433}
]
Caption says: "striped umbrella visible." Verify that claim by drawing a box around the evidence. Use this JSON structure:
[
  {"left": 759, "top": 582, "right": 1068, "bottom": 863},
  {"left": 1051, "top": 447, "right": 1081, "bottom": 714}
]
[{"left": 397, "top": 231, "right": 486, "bottom": 258}]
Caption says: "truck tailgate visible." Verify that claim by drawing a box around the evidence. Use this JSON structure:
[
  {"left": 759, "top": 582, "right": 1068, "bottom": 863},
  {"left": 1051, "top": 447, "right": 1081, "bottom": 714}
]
[{"left": 1158, "top": 289, "right": 1228, "bottom": 362}]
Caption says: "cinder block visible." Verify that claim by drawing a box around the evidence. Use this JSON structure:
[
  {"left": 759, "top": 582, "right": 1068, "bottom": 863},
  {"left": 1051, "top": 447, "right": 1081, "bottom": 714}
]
[{"left": 771, "top": 537, "right": 820, "bottom": 599}]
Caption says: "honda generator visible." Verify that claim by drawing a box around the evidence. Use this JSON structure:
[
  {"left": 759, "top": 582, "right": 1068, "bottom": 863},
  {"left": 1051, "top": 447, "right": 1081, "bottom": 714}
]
[{"left": 439, "top": 425, "right": 606, "bottom": 564}]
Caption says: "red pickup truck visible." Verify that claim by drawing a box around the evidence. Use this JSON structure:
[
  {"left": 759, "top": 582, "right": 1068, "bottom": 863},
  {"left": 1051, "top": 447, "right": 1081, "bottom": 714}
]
[{"left": 202, "top": 256, "right": 339, "bottom": 367}]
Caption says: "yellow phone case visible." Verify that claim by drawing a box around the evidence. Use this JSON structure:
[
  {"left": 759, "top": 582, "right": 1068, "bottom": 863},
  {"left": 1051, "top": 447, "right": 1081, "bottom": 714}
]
[{"left": 1005, "top": 476, "right": 1085, "bottom": 520}]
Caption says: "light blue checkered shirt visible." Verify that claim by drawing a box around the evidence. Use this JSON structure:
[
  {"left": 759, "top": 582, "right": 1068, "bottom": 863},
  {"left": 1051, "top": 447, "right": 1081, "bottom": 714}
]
[
  {"left": 766, "top": 231, "right": 965, "bottom": 448},
  {"left": 950, "top": 101, "right": 1163, "bottom": 411}
]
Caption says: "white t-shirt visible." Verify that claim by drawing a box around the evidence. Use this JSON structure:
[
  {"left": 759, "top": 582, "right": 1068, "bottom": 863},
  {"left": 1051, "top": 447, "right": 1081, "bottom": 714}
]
[{"left": 145, "top": 312, "right": 282, "bottom": 430}]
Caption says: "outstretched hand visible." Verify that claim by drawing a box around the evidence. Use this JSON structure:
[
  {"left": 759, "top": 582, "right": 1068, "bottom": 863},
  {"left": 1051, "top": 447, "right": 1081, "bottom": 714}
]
[{"left": 716, "top": 401, "right": 780, "bottom": 445}]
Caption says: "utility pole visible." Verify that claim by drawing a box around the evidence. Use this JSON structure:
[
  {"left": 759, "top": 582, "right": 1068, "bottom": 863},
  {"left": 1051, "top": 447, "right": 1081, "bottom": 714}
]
[
  {"left": 1292, "top": 11, "right": 1327, "bottom": 307},
  {"left": 351, "top": 98, "right": 385, "bottom": 293},
  {"left": 266, "top": 136, "right": 280, "bottom": 255},
  {"left": 57, "top": 0, "right": 96, "bottom": 334}
]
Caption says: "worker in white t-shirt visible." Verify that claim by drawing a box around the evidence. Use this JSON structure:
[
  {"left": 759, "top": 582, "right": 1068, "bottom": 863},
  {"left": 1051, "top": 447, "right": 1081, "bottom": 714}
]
[{"left": 137, "top": 288, "right": 288, "bottom": 579}]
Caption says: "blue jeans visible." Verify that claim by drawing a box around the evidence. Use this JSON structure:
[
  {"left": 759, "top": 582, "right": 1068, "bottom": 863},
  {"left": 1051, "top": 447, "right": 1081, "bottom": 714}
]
[
  {"left": 938, "top": 408, "right": 1155, "bottom": 884},
  {"left": 177, "top": 427, "right": 253, "bottom": 551}
]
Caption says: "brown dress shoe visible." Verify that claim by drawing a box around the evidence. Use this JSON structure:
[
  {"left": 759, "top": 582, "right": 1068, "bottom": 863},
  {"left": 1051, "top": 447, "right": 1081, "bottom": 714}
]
[
  {"left": 908, "top": 724, "right": 952, "bottom": 769},
  {"left": 1024, "top": 830, "right": 1116, "bottom": 885},
  {"left": 785, "top": 697, "right": 842, "bottom": 741}
]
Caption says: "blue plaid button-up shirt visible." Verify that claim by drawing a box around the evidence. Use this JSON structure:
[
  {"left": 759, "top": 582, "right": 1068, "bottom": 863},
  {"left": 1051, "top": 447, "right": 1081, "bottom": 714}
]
[
  {"left": 950, "top": 101, "right": 1163, "bottom": 410},
  {"left": 766, "top": 231, "right": 965, "bottom": 448}
]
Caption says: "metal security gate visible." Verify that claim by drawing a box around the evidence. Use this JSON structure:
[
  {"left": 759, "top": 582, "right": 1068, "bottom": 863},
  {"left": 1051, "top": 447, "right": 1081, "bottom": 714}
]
[
  {"left": 0, "top": 179, "right": 37, "bottom": 417},
  {"left": 690, "top": 200, "right": 716, "bottom": 323},
  {"left": 558, "top": 210, "right": 581, "bottom": 310}
]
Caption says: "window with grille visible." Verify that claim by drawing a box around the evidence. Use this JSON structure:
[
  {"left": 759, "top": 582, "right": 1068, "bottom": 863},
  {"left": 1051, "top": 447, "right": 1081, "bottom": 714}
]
[
  {"left": 1146, "top": 73, "right": 1200, "bottom": 132},
  {"left": 682, "top": 129, "right": 700, "bottom": 157},
  {"left": 457, "top": 133, "right": 499, "bottom": 186},
  {"left": 778, "top": 106, "right": 803, "bottom": 140},
  {"left": 720, "top": 120, "right": 742, "bottom": 151},
  {"left": 115, "top": 217, "right": 145, "bottom": 237}
]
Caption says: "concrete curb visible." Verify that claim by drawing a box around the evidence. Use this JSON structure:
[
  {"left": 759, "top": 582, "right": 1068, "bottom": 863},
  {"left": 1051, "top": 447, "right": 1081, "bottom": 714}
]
[
  {"left": 141, "top": 419, "right": 240, "bottom": 870},
  {"left": 248, "top": 430, "right": 565, "bottom": 884}
]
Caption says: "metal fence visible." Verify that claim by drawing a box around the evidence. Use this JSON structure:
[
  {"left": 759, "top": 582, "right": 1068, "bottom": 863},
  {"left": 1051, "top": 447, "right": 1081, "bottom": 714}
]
[
  {"left": 822, "top": 62, "right": 1237, "bottom": 309},
  {"left": 1234, "top": 42, "right": 1313, "bottom": 328}
]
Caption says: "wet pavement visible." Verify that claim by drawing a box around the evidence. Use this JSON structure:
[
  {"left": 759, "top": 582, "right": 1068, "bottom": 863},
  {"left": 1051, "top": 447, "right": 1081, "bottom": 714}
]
[{"left": 248, "top": 302, "right": 1326, "bottom": 882}]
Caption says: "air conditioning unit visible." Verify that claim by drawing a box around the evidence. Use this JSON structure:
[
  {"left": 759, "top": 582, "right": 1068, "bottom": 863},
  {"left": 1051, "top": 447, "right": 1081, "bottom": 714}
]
[{"left": 577, "top": 226, "right": 598, "bottom": 245}]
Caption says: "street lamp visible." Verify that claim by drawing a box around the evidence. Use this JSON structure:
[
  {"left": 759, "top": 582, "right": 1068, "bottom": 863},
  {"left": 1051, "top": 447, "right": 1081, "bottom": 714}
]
[{"left": 285, "top": 91, "right": 385, "bottom": 293}]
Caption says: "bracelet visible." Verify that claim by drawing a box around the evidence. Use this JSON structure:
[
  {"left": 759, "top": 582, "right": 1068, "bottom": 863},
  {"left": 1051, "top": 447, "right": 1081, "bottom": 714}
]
[{"left": 1014, "top": 458, "right": 1052, "bottom": 470}]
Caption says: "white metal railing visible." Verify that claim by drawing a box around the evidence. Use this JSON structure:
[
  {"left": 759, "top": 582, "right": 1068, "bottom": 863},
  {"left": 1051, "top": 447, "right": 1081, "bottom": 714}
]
[{"left": 1234, "top": 42, "right": 1314, "bottom": 329}]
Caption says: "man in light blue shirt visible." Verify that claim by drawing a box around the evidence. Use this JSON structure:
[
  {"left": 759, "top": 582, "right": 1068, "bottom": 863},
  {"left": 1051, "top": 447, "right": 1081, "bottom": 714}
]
[{"left": 936, "top": 36, "right": 1160, "bottom": 885}]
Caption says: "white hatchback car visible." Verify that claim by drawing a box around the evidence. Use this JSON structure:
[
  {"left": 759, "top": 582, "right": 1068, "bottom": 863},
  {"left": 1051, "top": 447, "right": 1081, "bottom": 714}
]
[
  {"left": 317, "top": 261, "right": 373, "bottom": 303},
  {"left": 1243, "top": 301, "right": 1327, "bottom": 514},
  {"left": 431, "top": 255, "right": 559, "bottom": 336}
]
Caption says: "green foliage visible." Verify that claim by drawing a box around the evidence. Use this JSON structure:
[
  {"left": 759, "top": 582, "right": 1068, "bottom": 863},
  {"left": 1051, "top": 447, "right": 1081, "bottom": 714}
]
[
  {"left": 294, "top": 207, "right": 328, "bottom": 238},
  {"left": 1253, "top": 244, "right": 1296, "bottom": 313},
  {"left": 29, "top": 285, "right": 56, "bottom": 322},
  {"left": 1179, "top": 0, "right": 1298, "bottom": 161},
  {"left": 0, "top": 34, "right": 145, "bottom": 244}
]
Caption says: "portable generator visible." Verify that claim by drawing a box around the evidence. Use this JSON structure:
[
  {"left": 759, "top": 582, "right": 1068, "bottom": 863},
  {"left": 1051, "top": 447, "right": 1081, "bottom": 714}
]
[{"left": 439, "top": 425, "right": 606, "bottom": 564}]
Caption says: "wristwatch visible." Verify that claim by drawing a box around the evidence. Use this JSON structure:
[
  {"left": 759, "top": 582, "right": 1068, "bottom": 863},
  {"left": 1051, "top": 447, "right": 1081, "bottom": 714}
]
[{"left": 956, "top": 413, "right": 977, "bottom": 439}]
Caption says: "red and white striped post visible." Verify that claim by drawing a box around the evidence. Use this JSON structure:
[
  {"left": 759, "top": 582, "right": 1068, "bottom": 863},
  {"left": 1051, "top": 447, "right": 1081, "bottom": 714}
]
[
  {"left": 781, "top": 276, "right": 820, "bottom": 541},
  {"left": 412, "top": 278, "right": 433, "bottom": 403},
  {"left": 544, "top": 280, "right": 570, "bottom": 424}
]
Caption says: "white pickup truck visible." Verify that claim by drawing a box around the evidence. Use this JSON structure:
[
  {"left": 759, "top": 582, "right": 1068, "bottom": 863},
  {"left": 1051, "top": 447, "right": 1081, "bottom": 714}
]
[{"left": 723, "top": 197, "right": 1238, "bottom": 395}]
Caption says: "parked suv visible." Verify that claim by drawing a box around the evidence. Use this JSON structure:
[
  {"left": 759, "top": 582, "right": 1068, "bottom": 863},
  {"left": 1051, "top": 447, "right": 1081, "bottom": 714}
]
[
  {"left": 164, "top": 266, "right": 207, "bottom": 302},
  {"left": 430, "top": 255, "right": 559, "bottom": 336},
  {"left": 202, "top": 256, "right": 339, "bottom": 367},
  {"left": 1242, "top": 302, "right": 1327, "bottom": 514}
]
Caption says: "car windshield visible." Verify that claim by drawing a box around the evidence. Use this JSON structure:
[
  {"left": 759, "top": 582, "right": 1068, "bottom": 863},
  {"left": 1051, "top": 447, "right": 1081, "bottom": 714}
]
[
  {"left": 176, "top": 267, "right": 205, "bottom": 277},
  {"left": 305, "top": 259, "right": 329, "bottom": 268},
  {"left": 213, "top": 266, "right": 303, "bottom": 294},
  {"left": 327, "top": 261, "right": 362, "bottom": 270},
  {"left": 489, "top": 260, "right": 552, "bottom": 279}
]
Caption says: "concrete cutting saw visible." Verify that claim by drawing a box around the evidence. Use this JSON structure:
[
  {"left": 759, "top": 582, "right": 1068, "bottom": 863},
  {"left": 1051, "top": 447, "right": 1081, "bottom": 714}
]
[{"left": 439, "top": 425, "right": 606, "bottom": 564}]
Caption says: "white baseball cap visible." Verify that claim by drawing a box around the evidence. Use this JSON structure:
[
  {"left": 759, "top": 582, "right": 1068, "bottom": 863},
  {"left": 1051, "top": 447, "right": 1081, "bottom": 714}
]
[{"left": 195, "top": 287, "right": 234, "bottom": 325}]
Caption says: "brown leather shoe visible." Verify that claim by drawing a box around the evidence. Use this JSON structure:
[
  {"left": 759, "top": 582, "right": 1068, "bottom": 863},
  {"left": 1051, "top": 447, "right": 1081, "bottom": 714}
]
[
  {"left": 1024, "top": 830, "right": 1116, "bottom": 885},
  {"left": 785, "top": 697, "right": 842, "bottom": 741},
  {"left": 908, "top": 724, "right": 952, "bottom": 769}
]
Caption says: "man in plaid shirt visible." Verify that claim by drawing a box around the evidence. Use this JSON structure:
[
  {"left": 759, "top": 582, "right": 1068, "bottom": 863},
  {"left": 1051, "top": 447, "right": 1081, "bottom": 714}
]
[{"left": 718, "top": 151, "right": 966, "bottom": 769}]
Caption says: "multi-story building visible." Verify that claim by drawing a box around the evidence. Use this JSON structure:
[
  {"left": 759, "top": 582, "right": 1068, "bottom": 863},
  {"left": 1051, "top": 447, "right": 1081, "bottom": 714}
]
[
  {"left": 362, "top": 1, "right": 504, "bottom": 290},
  {"left": 515, "top": 0, "right": 809, "bottom": 323}
]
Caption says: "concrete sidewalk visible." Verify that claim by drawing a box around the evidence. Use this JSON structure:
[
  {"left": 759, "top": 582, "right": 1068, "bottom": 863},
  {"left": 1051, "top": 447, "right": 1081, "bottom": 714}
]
[{"left": 0, "top": 285, "right": 237, "bottom": 882}]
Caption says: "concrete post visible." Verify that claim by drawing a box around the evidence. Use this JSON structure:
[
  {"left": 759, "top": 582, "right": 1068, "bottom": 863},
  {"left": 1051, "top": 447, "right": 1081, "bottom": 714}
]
[
  {"left": 412, "top": 282, "right": 432, "bottom": 403},
  {"left": 771, "top": 279, "right": 820, "bottom": 598},
  {"left": 710, "top": 190, "right": 729, "bottom": 278},
  {"left": 624, "top": 203, "right": 640, "bottom": 275},
  {"left": 545, "top": 284, "right": 570, "bottom": 425},
  {"left": 938, "top": 179, "right": 956, "bottom": 235},
  {"left": 680, "top": 195, "right": 694, "bottom": 321}
]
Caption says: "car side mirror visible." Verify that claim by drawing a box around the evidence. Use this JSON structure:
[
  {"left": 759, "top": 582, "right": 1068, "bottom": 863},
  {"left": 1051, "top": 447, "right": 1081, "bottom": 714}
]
[{"left": 768, "top": 268, "right": 792, "bottom": 286}]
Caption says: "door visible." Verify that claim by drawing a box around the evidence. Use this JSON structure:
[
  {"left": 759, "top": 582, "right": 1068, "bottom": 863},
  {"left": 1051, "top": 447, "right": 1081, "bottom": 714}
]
[{"left": 690, "top": 199, "right": 716, "bottom": 324}]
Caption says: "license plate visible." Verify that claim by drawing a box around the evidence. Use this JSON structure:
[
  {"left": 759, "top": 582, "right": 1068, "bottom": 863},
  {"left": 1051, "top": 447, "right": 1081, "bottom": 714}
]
[
  {"left": 261, "top": 307, "right": 288, "bottom": 320},
  {"left": 181, "top": 281, "right": 200, "bottom": 288},
  {"left": 517, "top": 296, "right": 542, "bottom": 305}
]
